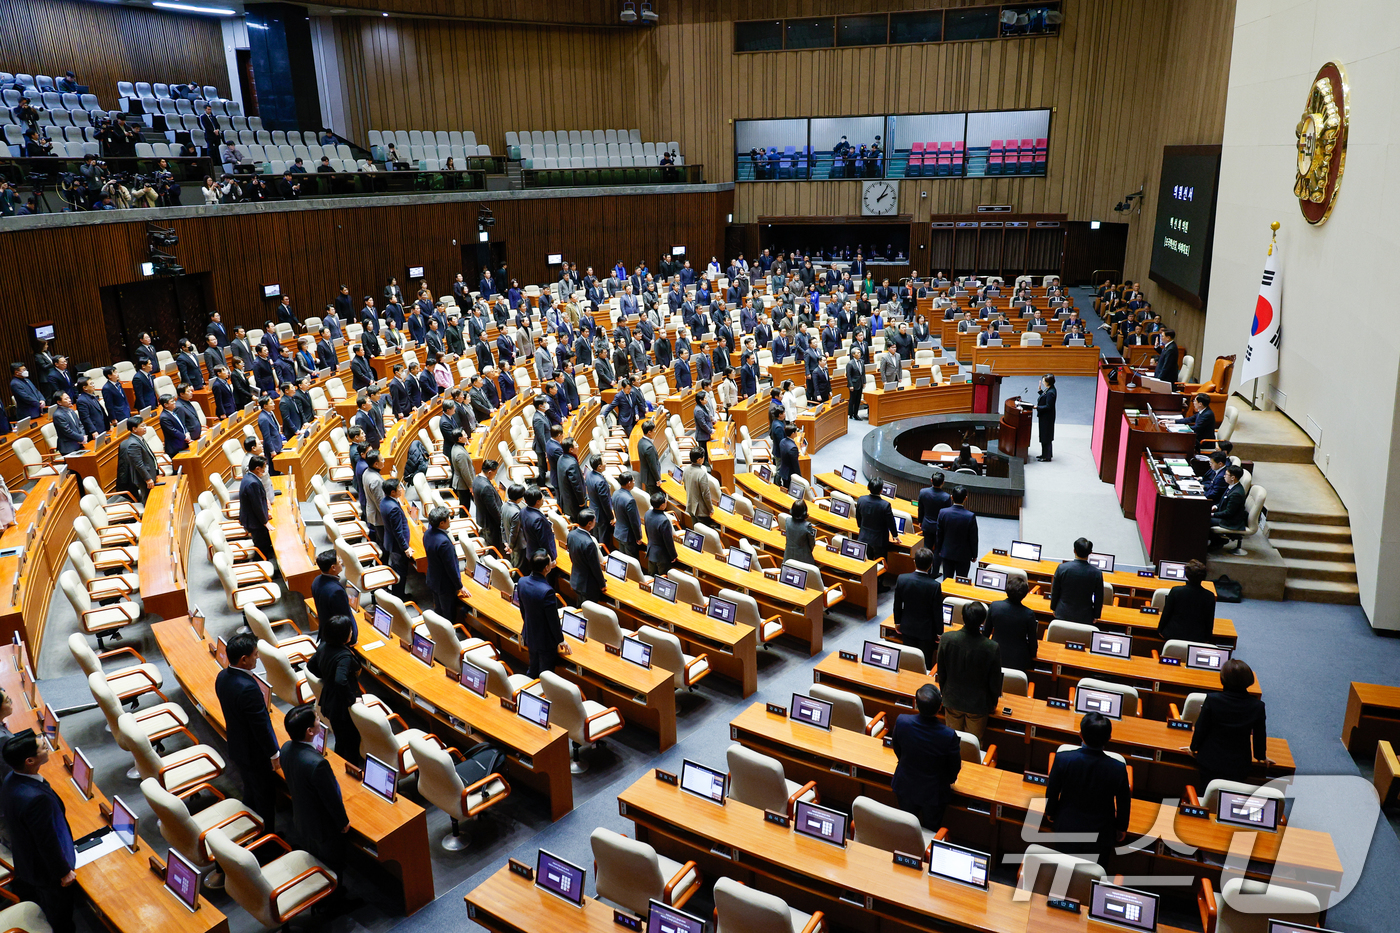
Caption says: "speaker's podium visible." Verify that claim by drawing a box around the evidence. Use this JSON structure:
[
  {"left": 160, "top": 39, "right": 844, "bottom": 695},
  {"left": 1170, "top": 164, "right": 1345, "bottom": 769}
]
[
  {"left": 970, "top": 370, "right": 1003, "bottom": 413},
  {"left": 999, "top": 396, "right": 1033, "bottom": 459}
]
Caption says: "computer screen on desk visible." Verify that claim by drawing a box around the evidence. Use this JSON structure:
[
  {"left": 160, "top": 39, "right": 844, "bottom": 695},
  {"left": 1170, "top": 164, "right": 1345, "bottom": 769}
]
[
  {"left": 680, "top": 759, "right": 727, "bottom": 804},
  {"left": 1187, "top": 645, "right": 1232, "bottom": 671},
  {"left": 927, "top": 840, "right": 990, "bottom": 889},
  {"left": 682, "top": 530, "right": 705, "bottom": 552},
  {"left": 372, "top": 605, "right": 394, "bottom": 638},
  {"left": 1009, "top": 540, "right": 1042, "bottom": 561},
  {"left": 71, "top": 748, "right": 93, "bottom": 799},
  {"left": 790, "top": 693, "right": 833, "bottom": 730},
  {"left": 840, "top": 539, "right": 867, "bottom": 561},
  {"left": 1075, "top": 687, "right": 1123, "bottom": 720},
  {"left": 792, "top": 800, "right": 847, "bottom": 847},
  {"left": 112, "top": 795, "right": 138, "bottom": 852},
  {"left": 651, "top": 577, "right": 677, "bottom": 602},
  {"left": 164, "top": 848, "right": 201, "bottom": 911},
  {"left": 718, "top": 493, "right": 735, "bottom": 513},
  {"left": 752, "top": 508, "right": 775, "bottom": 530},
  {"left": 560, "top": 609, "right": 587, "bottom": 641},
  {"left": 1087, "top": 552, "right": 1116, "bottom": 572},
  {"left": 472, "top": 563, "right": 491, "bottom": 586},
  {"left": 756, "top": 465, "right": 772, "bottom": 482},
  {"left": 881, "top": 482, "right": 898, "bottom": 498},
  {"left": 1157, "top": 560, "right": 1188, "bottom": 581},
  {"left": 862, "top": 640, "right": 900, "bottom": 671},
  {"left": 1090, "top": 881, "right": 1158, "bottom": 932},
  {"left": 647, "top": 899, "right": 706, "bottom": 933},
  {"left": 778, "top": 566, "right": 807, "bottom": 590},
  {"left": 621, "top": 635, "right": 653, "bottom": 669},
  {"left": 829, "top": 499, "right": 851, "bottom": 518},
  {"left": 535, "top": 849, "right": 586, "bottom": 906},
  {"left": 517, "top": 691, "right": 551, "bottom": 729},
  {"left": 706, "top": 596, "right": 737, "bottom": 624},
  {"left": 1090, "top": 632, "right": 1132, "bottom": 658},
  {"left": 410, "top": 632, "right": 434, "bottom": 665},
  {"left": 362, "top": 754, "right": 398, "bottom": 802},
  {"left": 840, "top": 465, "right": 858, "bottom": 482},
  {"left": 726, "top": 548, "right": 753, "bottom": 572},
  {"left": 605, "top": 554, "right": 630, "bottom": 580},
  {"left": 974, "top": 568, "right": 1007, "bottom": 591},
  {"left": 458, "top": 660, "right": 488, "bottom": 697},
  {"left": 1216, "top": 789, "right": 1280, "bottom": 831}
]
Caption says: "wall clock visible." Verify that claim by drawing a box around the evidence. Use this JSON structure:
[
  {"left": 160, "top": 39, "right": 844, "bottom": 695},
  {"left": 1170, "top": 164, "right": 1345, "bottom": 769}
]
[{"left": 862, "top": 180, "right": 898, "bottom": 216}]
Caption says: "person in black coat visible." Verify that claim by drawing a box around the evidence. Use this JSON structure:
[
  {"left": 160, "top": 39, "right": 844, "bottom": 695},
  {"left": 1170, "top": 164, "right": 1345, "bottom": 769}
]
[
  {"left": 890, "top": 684, "right": 962, "bottom": 831},
  {"left": 568, "top": 511, "right": 607, "bottom": 606},
  {"left": 892, "top": 548, "right": 944, "bottom": 669},
  {"left": 521, "top": 487, "right": 557, "bottom": 561},
  {"left": 934, "top": 486, "right": 978, "bottom": 579},
  {"left": 556, "top": 439, "right": 588, "bottom": 522},
  {"left": 1158, "top": 559, "right": 1217, "bottom": 644},
  {"left": 1050, "top": 537, "right": 1104, "bottom": 622},
  {"left": 215, "top": 633, "right": 280, "bottom": 832},
  {"left": 311, "top": 549, "right": 356, "bottom": 644},
  {"left": 280, "top": 704, "right": 351, "bottom": 874},
  {"left": 776, "top": 424, "right": 802, "bottom": 489},
  {"left": 100, "top": 368, "right": 131, "bottom": 424},
  {"left": 471, "top": 462, "right": 506, "bottom": 555},
  {"left": 584, "top": 454, "right": 614, "bottom": 545},
  {"left": 856, "top": 476, "right": 899, "bottom": 563},
  {"left": 518, "top": 551, "right": 569, "bottom": 677},
  {"left": 380, "top": 480, "right": 414, "bottom": 598},
  {"left": 644, "top": 491, "right": 678, "bottom": 576},
  {"left": 916, "top": 471, "right": 951, "bottom": 557},
  {"left": 1183, "top": 392, "right": 1217, "bottom": 451},
  {"left": 50, "top": 393, "right": 86, "bottom": 455},
  {"left": 239, "top": 456, "right": 276, "bottom": 568},
  {"left": 307, "top": 614, "right": 364, "bottom": 765},
  {"left": 1189, "top": 659, "right": 1269, "bottom": 787},
  {"left": 612, "top": 472, "right": 643, "bottom": 559},
  {"left": 423, "top": 506, "right": 462, "bottom": 622},
  {"left": 984, "top": 576, "right": 1038, "bottom": 673},
  {"left": 1, "top": 731, "right": 79, "bottom": 933},
  {"left": 637, "top": 418, "right": 662, "bottom": 494},
  {"left": 1154, "top": 330, "right": 1179, "bottom": 383},
  {"left": 1045, "top": 713, "right": 1132, "bottom": 866},
  {"left": 210, "top": 367, "right": 236, "bottom": 419},
  {"left": 1035, "top": 374, "right": 1057, "bottom": 461},
  {"left": 115, "top": 419, "right": 160, "bottom": 503},
  {"left": 158, "top": 394, "right": 189, "bottom": 457}
]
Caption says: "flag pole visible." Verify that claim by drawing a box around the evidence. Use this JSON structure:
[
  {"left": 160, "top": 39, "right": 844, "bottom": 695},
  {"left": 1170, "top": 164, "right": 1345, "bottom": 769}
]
[{"left": 1251, "top": 221, "right": 1281, "bottom": 410}]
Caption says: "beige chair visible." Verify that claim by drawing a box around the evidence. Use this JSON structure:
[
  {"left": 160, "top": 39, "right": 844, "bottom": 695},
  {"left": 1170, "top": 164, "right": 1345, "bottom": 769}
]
[
  {"left": 1197, "top": 877, "right": 1320, "bottom": 933},
  {"left": 851, "top": 795, "right": 942, "bottom": 855},
  {"left": 664, "top": 570, "right": 706, "bottom": 606},
  {"left": 810, "top": 683, "right": 886, "bottom": 737},
  {"left": 1001, "top": 668, "right": 1032, "bottom": 697},
  {"left": 212, "top": 552, "right": 281, "bottom": 611},
  {"left": 88, "top": 671, "right": 189, "bottom": 750},
  {"left": 69, "top": 633, "right": 166, "bottom": 707},
  {"left": 60, "top": 570, "right": 140, "bottom": 649},
  {"left": 1017, "top": 843, "right": 1107, "bottom": 903},
  {"left": 65, "top": 542, "right": 138, "bottom": 602},
  {"left": 419, "top": 609, "right": 491, "bottom": 672},
  {"left": 350, "top": 702, "right": 429, "bottom": 778},
  {"left": 580, "top": 600, "right": 625, "bottom": 647},
  {"left": 256, "top": 640, "right": 314, "bottom": 705},
  {"left": 0, "top": 902, "right": 52, "bottom": 933},
  {"left": 636, "top": 625, "right": 709, "bottom": 690},
  {"left": 208, "top": 472, "right": 240, "bottom": 519},
  {"left": 12, "top": 436, "right": 59, "bottom": 479},
  {"left": 726, "top": 744, "right": 817, "bottom": 815},
  {"left": 957, "top": 730, "right": 998, "bottom": 766},
  {"left": 73, "top": 515, "right": 139, "bottom": 569},
  {"left": 140, "top": 777, "right": 262, "bottom": 882},
  {"left": 713, "top": 876, "right": 825, "bottom": 933},
  {"left": 244, "top": 605, "right": 317, "bottom": 666},
  {"left": 1046, "top": 619, "right": 1099, "bottom": 645},
  {"left": 205, "top": 827, "right": 337, "bottom": 929},
  {"left": 323, "top": 512, "right": 379, "bottom": 566},
  {"left": 1170, "top": 692, "right": 1207, "bottom": 723},
  {"left": 782, "top": 558, "right": 844, "bottom": 609},
  {"left": 81, "top": 475, "right": 141, "bottom": 522},
  {"left": 118, "top": 711, "right": 225, "bottom": 796},
  {"left": 1072, "top": 677, "right": 1141, "bottom": 716},
  {"left": 716, "top": 587, "right": 784, "bottom": 647},
  {"left": 407, "top": 734, "right": 510, "bottom": 850},
  {"left": 590, "top": 828, "right": 700, "bottom": 919},
  {"left": 334, "top": 537, "right": 398, "bottom": 594},
  {"left": 375, "top": 590, "right": 429, "bottom": 644},
  {"left": 80, "top": 495, "right": 139, "bottom": 547},
  {"left": 539, "top": 670, "right": 623, "bottom": 773},
  {"left": 462, "top": 648, "right": 536, "bottom": 699},
  {"left": 195, "top": 509, "right": 260, "bottom": 564},
  {"left": 1212, "top": 486, "right": 1266, "bottom": 555}
]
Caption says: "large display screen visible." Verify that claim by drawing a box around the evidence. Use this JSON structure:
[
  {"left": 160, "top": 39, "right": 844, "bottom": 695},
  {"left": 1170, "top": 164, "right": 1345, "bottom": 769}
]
[{"left": 1149, "top": 146, "right": 1221, "bottom": 309}]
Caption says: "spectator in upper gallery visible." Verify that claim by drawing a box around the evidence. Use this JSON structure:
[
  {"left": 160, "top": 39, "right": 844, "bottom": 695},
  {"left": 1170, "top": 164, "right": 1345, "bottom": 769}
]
[
  {"left": 317, "top": 156, "right": 334, "bottom": 174},
  {"left": 289, "top": 157, "right": 307, "bottom": 174}
]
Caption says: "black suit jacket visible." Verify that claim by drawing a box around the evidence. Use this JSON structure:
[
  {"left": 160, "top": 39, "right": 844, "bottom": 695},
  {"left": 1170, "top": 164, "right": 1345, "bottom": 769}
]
[
  {"left": 889, "top": 714, "right": 961, "bottom": 812},
  {"left": 1050, "top": 558, "right": 1103, "bottom": 622},
  {"left": 1154, "top": 341, "right": 1179, "bottom": 382},
  {"left": 52, "top": 406, "right": 86, "bottom": 454},
  {"left": 586, "top": 471, "right": 613, "bottom": 541},
  {"left": 279, "top": 740, "right": 348, "bottom": 859},
  {"left": 1045, "top": 746, "right": 1131, "bottom": 841},
  {"left": 215, "top": 667, "right": 278, "bottom": 770},
  {"left": 935, "top": 504, "right": 978, "bottom": 563},
  {"left": 238, "top": 471, "right": 270, "bottom": 531},
  {"left": 567, "top": 527, "right": 606, "bottom": 605},
  {"left": 423, "top": 526, "right": 460, "bottom": 598},
  {"left": 350, "top": 356, "right": 375, "bottom": 391},
  {"left": 1215, "top": 482, "right": 1248, "bottom": 529},
  {"left": 985, "top": 599, "right": 1038, "bottom": 672},
  {"left": 855, "top": 494, "right": 898, "bottom": 558},
  {"left": 557, "top": 454, "right": 587, "bottom": 519},
  {"left": 892, "top": 570, "right": 944, "bottom": 643},
  {"left": 644, "top": 508, "right": 677, "bottom": 564},
  {"left": 311, "top": 573, "right": 354, "bottom": 639},
  {"left": 1158, "top": 581, "right": 1217, "bottom": 644},
  {"left": 916, "top": 487, "right": 952, "bottom": 541},
  {"left": 1190, "top": 689, "right": 1267, "bottom": 781},
  {"left": 612, "top": 488, "right": 642, "bottom": 544},
  {"left": 0, "top": 772, "right": 76, "bottom": 886},
  {"left": 638, "top": 438, "right": 661, "bottom": 492},
  {"left": 471, "top": 475, "right": 504, "bottom": 545}
]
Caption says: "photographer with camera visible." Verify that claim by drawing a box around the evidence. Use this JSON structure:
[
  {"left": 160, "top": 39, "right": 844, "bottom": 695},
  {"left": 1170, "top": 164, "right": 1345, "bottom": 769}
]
[
  {"left": 23, "top": 130, "right": 52, "bottom": 158},
  {"left": 242, "top": 175, "right": 269, "bottom": 202},
  {"left": 154, "top": 158, "right": 181, "bottom": 206},
  {"left": 13, "top": 98, "right": 40, "bottom": 134},
  {"left": 79, "top": 154, "right": 106, "bottom": 193},
  {"left": 218, "top": 173, "right": 242, "bottom": 203},
  {"left": 101, "top": 173, "right": 132, "bottom": 209},
  {"left": 130, "top": 175, "right": 159, "bottom": 208},
  {"left": 96, "top": 114, "right": 139, "bottom": 158},
  {"left": 277, "top": 171, "right": 301, "bottom": 200},
  {"left": 0, "top": 180, "right": 17, "bottom": 216}
]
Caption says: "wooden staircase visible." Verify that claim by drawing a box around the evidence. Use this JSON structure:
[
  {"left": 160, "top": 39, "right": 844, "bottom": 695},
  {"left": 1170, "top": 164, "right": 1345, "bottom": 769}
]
[{"left": 1268, "top": 511, "right": 1360, "bottom": 604}]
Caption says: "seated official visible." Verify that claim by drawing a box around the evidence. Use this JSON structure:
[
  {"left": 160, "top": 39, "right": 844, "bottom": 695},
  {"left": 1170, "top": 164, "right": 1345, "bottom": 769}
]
[
  {"left": 1209, "top": 465, "right": 1249, "bottom": 546},
  {"left": 1189, "top": 659, "right": 1269, "bottom": 786},
  {"left": 890, "top": 684, "right": 961, "bottom": 831},
  {"left": 1045, "top": 712, "right": 1132, "bottom": 867},
  {"left": 1049, "top": 537, "right": 1103, "bottom": 622},
  {"left": 1202, "top": 451, "right": 1230, "bottom": 503},
  {"left": 1182, "top": 392, "right": 1217, "bottom": 450},
  {"left": 1157, "top": 559, "right": 1215, "bottom": 644},
  {"left": 984, "top": 575, "right": 1038, "bottom": 673}
]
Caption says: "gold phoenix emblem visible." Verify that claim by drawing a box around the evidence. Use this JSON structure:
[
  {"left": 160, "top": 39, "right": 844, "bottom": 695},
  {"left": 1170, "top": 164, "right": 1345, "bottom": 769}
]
[{"left": 1294, "top": 62, "right": 1349, "bottom": 225}]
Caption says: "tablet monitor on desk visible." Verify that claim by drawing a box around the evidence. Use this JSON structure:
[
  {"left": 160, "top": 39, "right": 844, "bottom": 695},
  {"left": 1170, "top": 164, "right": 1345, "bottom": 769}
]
[
  {"left": 1157, "top": 560, "right": 1188, "bottom": 581},
  {"left": 1087, "top": 552, "right": 1116, "bottom": 573},
  {"left": 112, "top": 795, "right": 139, "bottom": 852},
  {"left": 779, "top": 566, "right": 807, "bottom": 590},
  {"left": 620, "top": 635, "right": 653, "bottom": 669},
  {"left": 974, "top": 568, "right": 1007, "bottom": 591},
  {"left": 472, "top": 563, "right": 491, "bottom": 586},
  {"left": 1090, "top": 632, "right": 1132, "bottom": 658},
  {"left": 213, "top": 637, "right": 229, "bottom": 670},
  {"left": 310, "top": 721, "right": 327, "bottom": 753},
  {"left": 651, "top": 577, "right": 677, "bottom": 602},
  {"left": 862, "top": 640, "right": 899, "bottom": 671},
  {"left": 682, "top": 530, "right": 705, "bottom": 552},
  {"left": 71, "top": 747, "right": 93, "bottom": 799},
  {"left": 789, "top": 693, "right": 833, "bottom": 730},
  {"left": 458, "top": 660, "right": 489, "bottom": 698},
  {"left": 647, "top": 899, "right": 706, "bottom": 933},
  {"left": 1089, "top": 881, "right": 1159, "bottom": 932},
  {"left": 881, "top": 482, "right": 898, "bottom": 498},
  {"left": 943, "top": 604, "right": 953, "bottom": 626},
  {"left": 372, "top": 605, "right": 394, "bottom": 638},
  {"left": 561, "top": 609, "right": 587, "bottom": 641},
  {"left": 893, "top": 515, "right": 907, "bottom": 534},
  {"left": 1075, "top": 687, "right": 1123, "bottom": 719},
  {"left": 752, "top": 508, "right": 775, "bottom": 530},
  {"left": 718, "top": 494, "right": 735, "bottom": 513},
  {"left": 410, "top": 632, "right": 434, "bottom": 665},
  {"left": 362, "top": 753, "right": 398, "bottom": 802},
  {"left": 1186, "top": 644, "right": 1232, "bottom": 671},
  {"left": 679, "top": 759, "right": 727, "bottom": 805},
  {"left": 829, "top": 498, "right": 851, "bottom": 518},
  {"left": 756, "top": 465, "right": 772, "bottom": 482},
  {"left": 535, "top": 849, "right": 586, "bottom": 907},
  {"left": 839, "top": 465, "right": 857, "bottom": 482},
  {"left": 725, "top": 548, "right": 753, "bottom": 572},
  {"left": 792, "top": 800, "right": 847, "bottom": 848},
  {"left": 605, "top": 554, "right": 630, "bottom": 581},
  {"left": 164, "top": 847, "right": 202, "bottom": 911},
  {"left": 840, "top": 539, "right": 867, "bottom": 561},
  {"left": 1009, "top": 540, "right": 1042, "bottom": 561},
  {"left": 1216, "top": 789, "right": 1279, "bottom": 831},
  {"left": 706, "top": 596, "right": 737, "bottom": 624},
  {"left": 927, "top": 840, "right": 990, "bottom": 890},
  {"left": 670, "top": 466, "right": 684, "bottom": 483},
  {"left": 517, "top": 691, "right": 551, "bottom": 729}
]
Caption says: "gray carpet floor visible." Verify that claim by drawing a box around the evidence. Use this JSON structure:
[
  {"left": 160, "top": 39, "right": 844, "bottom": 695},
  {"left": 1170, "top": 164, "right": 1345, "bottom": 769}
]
[{"left": 28, "top": 288, "right": 1399, "bottom": 933}]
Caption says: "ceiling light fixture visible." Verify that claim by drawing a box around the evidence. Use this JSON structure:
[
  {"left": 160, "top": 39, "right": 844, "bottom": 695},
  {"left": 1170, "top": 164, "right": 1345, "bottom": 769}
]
[{"left": 152, "top": 1, "right": 237, "bottom": 14}]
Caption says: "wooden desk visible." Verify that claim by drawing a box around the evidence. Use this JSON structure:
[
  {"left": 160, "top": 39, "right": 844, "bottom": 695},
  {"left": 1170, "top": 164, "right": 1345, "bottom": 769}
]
[
  {"left": 465, "top": 864, "right": 619, "bottom": 932},
  {"left": 816, "top": 470, "right": 921, "bottom": 523},
  {"left": 1115, "top": 415, "right": 1200, "bottom": 519},
  {"left": 273, "top": 413, "right": 337, "bottom": 500},
  {"left": 136, "top": 476, "right": 194, "bottom": 620},
  {"left": 971, "top": 345, "right": 1101, "bottom": 377},
  {"left": 1091, "top": 367, "right": 1183, "bottom": 483},
  {"left": 1136, "top": 455, "right": 1211, "bottom": 564},
  {"left": 661, "top": 386, "right": 699, "bottom": 430},
  {"left": 618, "top": 771, "right": 1035, "bottom": 933},
  {"left": 1342, "top": 682, "right": 1400, "bottom": 756},
  {"left": 150, "top": 617, "right": 436, "bottom": 914},
  {"left": 865, "top": 382, "right": 974, "bottom": 426},
  {"left": 171, "top": 409, "right": 261, "bottom": 496},
  {"left": 1034, "top": 640, "right": 1260, "bottom": 718},
  {"left": 793, "top": 398, "right": 848, "bottom": 454},
  {"left": 975, "top": 550, "right": 1219, "bottom": 605},
  {"left": 269, "top": 475, "right": 319, "bottom": 597},
  {"left": 452, "top": 576, "right": 680, "bottom": 750},
  {"left": 0, "top": 474, "right": 82, "bottom": 656},
  {"left": 0, "top": 644, "right": 231, "bottom": 933}
]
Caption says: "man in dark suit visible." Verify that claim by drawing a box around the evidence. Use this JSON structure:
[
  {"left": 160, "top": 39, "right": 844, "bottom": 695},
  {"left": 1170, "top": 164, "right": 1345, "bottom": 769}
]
[
  {"left": 279, "top": 705, "right": 352, "bottom": 878},
  {"left": 9, "top": 362, "right": 46, "bottom": 419},
  {"left": 210, "top": 366, "right": 235, "bottom": 419},
  {"left": 934, "top": 486, "right": 978, "bottom": 579},
  {"left": 568, "top": 510, "right": 607, "bottom": 606},
  {"left": 855, "top": 476, "right": 899, "bottom": 565},
  {"left": 174, "top": 384, "right": 204, "bottom": 443},
  {"left": 1158, "top": 559, "right": 1217, "bottom": 644},
  {"left": 202, "top": 334, "right": 225, "bottom": 382},
  {"left": 471, "top": 461, "right": 506, "bottom": 556},
  {"left": 1201, "top": 451, "right": 1230, "bottom": 503},
  {"left": 582, "top": 454, "right": 614, "bottom": 545},
  {"left": 612, "top": 472, "right": 643, "bottom": 558},
  {"left": 776, "top": 423, "right": 802, "bottom": 490},
  {"left": 519, "top": 551, "right": 568, "bottom": 676},
  {"left": 637, "top": 418, "right": 662, "bottom": 495},
  {"left": 349, "top": 344, "right": 375, "bottom": 392},
  {"left": 521, "top": 486, "right": 557, "bottom": 561},
  {"left": 100, "top": 367, "right": 131, "bottom": 424},
  {"left": 74, "top": 379, "right": 109, "bottom": 437},
  {"left": 916, "top": 472, "right": 952, "bottom": 558},
  {"left": 252, "top": 346, "right": 277, "bottom": 397},
  {"left": 256, "top": 396, "right": 283, "bottom": 465},
  {"left": 132, "top": 332, "right": 161, "bottom": 372},
  {"left": 176, "top": 340, "right": 205, "bottom": 389},
  {"left": 277, "top": 383, "right": 305, "bottom": 438},
  {"left": 1210, "top": 465, "right": 1249, "bottom": 545},
  {"left": 890, "top": 684, "right": 962, "bottom": 831},
  {"left": 644, "top": 491, "right": 678, "bottom": 576},
  {"left": 1045, "top": 712, "right": 1132, "bottom": 866},
  {"left": 49, "top": 392, "right": 86, "bottom": 455},
  {"left": 556, "top": 438, "right": 588, "bottom": 522},
  {"left": 315, "top": 329, "right": 338, "bottom": 373},
  {"left": 1183, "top": 393, "right": 1217, "bottom": 451},
  {"left": 893, "top": 547, "right": 944, "bottom": 669},
  {"left": 311, "top": 549, "right": 356, "bottom": 643},
  {"left": 423, "top": 506, "right": 462, "bottom": 622},
  {"left": 1050, "top": 537, "right": 1104, "bottom": 622},
  {"left": 130, "top": 359, "right": 157, "bottom": 412},
  {"left": 216, "top": 633, "right": 279, "bottom": 833},
  {"left": 354, "top": 395, "right": 383, "bottom": 451},
  {"left": 240, "top": 455, "right": 276, "bottom": 569},
  {"left": 379, "top": 479, "right": 413, "bottom": 597},
  {"left": 0, "top": 731, "right": 78, "bottom": 933},
  {"left": 1154, "top": 329, "right": 1179, "bottom": 383},
  {"left": 935, "top": 601, "right": 1001, "bottom": 741},
  {"left": 1035, "top": 374, "right": 1057, "bottom": 462},
  {"left": 158, "top": 393, "right": 189, "bottom": 457},
  {"left": 529, "top": 396, "right": 551, "bottom": 486},
  {"left": 115, "top": 419, "right": 160, "bottom": 503},
  {"left": 229, "top": 328, "right": 255, "bottom": 370}
]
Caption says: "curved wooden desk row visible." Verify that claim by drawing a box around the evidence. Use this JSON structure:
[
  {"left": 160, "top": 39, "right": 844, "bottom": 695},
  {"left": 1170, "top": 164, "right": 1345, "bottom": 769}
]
[
  {"left": 149, "top": 617, "right": 435, "bottom": 914},
  {"left": 0, "top": 474, "right": 82, "bottom": 655},
  {"left": 970, "top": 345, "right": 1102, "bottom": 377},
  {"left": 0, "top": 643, "right": 231, "bottom": 933},
  {"left": 721, "top": 704, "right": 1337, "bottom": 895},
  {"left": 865, "top": 381, "right": 975, "bottom": 427},
  {"left": 807, "top": 655, "right": 1292, "bottom": 800}
]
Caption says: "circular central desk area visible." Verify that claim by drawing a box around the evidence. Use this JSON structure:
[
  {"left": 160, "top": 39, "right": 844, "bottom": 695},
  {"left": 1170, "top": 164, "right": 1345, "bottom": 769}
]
[{"left": 861, "top": 414, "right": 1025, "bottom": 518}]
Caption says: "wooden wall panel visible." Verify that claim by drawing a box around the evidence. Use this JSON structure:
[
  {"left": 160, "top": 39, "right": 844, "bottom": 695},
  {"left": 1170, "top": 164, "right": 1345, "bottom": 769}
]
[
  {"left": 0, "top": 190, "right": 730, "bottom": 384},
  {"left": 0, "top": 0, "right": 227, "bottom": 108}
]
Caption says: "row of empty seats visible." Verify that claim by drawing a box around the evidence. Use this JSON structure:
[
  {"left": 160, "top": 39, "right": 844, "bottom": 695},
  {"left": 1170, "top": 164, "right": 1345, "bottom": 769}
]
[
  {"left": 371, "top": 143, "right": 492, "bottom": 165},
  {"left": 905, "top": 141, "right": 965, "bottom": 176},
  {"left": 508, "top": 128, "right": 641, "bottom": 148},
  {"left": 3, "top": 87, "right": 100, "bottom": 113},
  {"left": 986, "top": 137, "right": 1048, "bottom": 174},
  {"left": 519, "top": 140, "right": 681, "bottom": 170},
  {"left": 117, "top": 80, "right": 240, "bottom": 117},
  {"left": 370, "top": 129, "right": 479, "bottom": 149}
]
